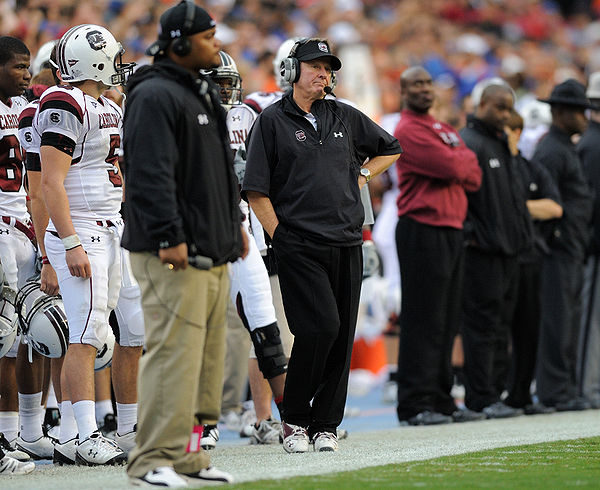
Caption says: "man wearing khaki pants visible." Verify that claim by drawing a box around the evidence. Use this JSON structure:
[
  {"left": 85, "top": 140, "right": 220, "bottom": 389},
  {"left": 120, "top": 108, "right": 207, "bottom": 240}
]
[{"left": 121, "top": 1, "right": 247, "bottom": 487}]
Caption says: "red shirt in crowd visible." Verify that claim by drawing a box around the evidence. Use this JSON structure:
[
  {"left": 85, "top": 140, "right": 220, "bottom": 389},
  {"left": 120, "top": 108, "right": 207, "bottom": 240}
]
[{"left": 394, "top": 109, "right": 482, "bottom": 229}]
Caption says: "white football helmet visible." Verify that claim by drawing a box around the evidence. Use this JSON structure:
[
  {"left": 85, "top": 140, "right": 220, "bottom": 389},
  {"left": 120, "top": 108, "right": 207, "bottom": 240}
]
[
  {"left": 0, "top": 284, "right": 18, "bottom": 359},
  {"left": 56, "top": 24, "right": 135, "bottom": 86},
  {"left": 31, "top": 40, "right": 58, "bottom": 76},
  {"left": 15, "top": 281, "right": 69, "bottom": 359},
  {"left": 210, "top": 51, "right": 243, "bottom": 110},
  {"left": 273, "top": 38, "right": 301, "bottom": 91},
  {"left": 94, "top": 329, "right": 115, "bottom": 371}
]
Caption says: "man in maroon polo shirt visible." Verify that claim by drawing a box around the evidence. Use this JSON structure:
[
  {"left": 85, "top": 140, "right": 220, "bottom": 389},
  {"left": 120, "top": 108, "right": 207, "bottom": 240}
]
[{"left": 394, "top": 66, "right": 484, "bottom": 426}]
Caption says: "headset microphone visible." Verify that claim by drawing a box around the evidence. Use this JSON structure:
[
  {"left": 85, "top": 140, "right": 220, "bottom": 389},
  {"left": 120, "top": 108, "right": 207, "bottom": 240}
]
[{"left": 324, "top": 85, "right": 336, "bottom": 97}]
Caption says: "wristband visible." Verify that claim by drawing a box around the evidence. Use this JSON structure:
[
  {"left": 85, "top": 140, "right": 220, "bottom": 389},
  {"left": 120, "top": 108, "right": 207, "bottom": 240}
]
[
  {"left": 41, "top": 255, "right": 50, "bottom": 265},
  {"left": 61, "top": 234, "right": 82, "bottom": 251}
]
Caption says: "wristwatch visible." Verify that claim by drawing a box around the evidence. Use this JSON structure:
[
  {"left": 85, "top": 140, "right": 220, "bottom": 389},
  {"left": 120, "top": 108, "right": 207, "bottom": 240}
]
[{"left": 360, "top": 167, "right": 371, "bottom": 183}]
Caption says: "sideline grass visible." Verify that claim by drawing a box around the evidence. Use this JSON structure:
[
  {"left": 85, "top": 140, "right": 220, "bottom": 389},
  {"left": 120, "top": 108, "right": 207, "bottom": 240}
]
[{"left": 222, "top": 436, "right": 600, "bottom": 489}]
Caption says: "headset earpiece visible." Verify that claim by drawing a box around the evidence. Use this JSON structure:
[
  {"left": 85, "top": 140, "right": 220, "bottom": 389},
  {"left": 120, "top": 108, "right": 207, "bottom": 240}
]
[
  {"left": 280, "top": 56, "right": 300, "bottom": 85},
  {"left": 280, "top": 38, "right": 308, "bottom": 85},
  {"left": 171, "top": 0, "right": 196, "bottom": 57}
]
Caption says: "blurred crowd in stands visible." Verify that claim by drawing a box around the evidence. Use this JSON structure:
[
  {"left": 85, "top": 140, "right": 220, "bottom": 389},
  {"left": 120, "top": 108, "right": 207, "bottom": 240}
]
[{"left": 3, "top": 0, "right": 600, "bottom": 124}]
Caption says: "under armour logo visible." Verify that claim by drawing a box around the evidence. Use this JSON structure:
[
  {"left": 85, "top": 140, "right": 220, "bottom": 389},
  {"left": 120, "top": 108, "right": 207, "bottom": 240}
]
[
  {"left": 488, "top": 158, "right": 501, "bottom": 168},
  {"left": 88, "top": 449, "right": 98, "bottom": 458},
  {"left": 0, "top": 229, "right": 8, "bottom": 234},
  {"left": 232, "top": 115, "right": 241, "bottom": 122},
  {"left": 91, "top": 236, "right": 100, "bottom": 242},
  {"left": 198, "top": 114, "right": 209, "bottom": 125},
  {"left": 334, "top": 132, "right": 343, "bottom": 138}
]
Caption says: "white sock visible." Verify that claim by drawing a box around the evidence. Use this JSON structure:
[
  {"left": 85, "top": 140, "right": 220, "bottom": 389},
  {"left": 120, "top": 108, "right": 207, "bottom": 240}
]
[
  {"left": 95, "top": 399, "right": 114, "bottom": 426},
  {"left": 72, "top": 400, "right": 97, "bottom": 441},
  {"left": 18, "top": 392, "right": 43, "bottom": 441},
  {"left": 58, "top": 401, "right": 78, "bottom": 443},
  {"left": 0, "top": 412, "right": 18, "bottom": 442},
  {"left": 116, "top": 403, "right": 137, "bottom": 435},
  {"left": 46, "top": 384, "right": 58, "bottom": 409},
  {"left": 38, "top": 406, "right": 46, "bottom": 429}
]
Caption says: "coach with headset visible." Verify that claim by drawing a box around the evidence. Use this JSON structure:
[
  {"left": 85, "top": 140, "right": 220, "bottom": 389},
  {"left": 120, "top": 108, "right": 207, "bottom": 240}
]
[
  {"left": 122, "top": 1, "right": 246, "bottom": 486},
  {"left": 243, "top": 38, "right": 402, "bottom": 453}
]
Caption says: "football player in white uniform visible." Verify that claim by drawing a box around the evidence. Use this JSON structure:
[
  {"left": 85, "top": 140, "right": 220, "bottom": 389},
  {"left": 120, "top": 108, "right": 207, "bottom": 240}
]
[
  {"left": 208, "top": 51, "right": 289, "bottom": 446},
  {"left": 0, "top": 36, "right": 58, "bottom": 466},
  {"left": 36, "top": 24, "right": 135, "bottom": 466}
]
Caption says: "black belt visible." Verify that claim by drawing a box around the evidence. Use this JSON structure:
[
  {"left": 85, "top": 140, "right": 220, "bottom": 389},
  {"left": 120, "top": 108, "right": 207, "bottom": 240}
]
[{"left": 48, "top": 220, "right": 116, "bottom": 239}]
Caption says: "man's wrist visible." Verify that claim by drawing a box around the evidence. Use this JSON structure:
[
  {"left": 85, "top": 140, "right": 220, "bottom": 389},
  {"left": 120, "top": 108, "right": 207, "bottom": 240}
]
[{"left": 61, "top": 234, "right": 81, "bottom": 251}]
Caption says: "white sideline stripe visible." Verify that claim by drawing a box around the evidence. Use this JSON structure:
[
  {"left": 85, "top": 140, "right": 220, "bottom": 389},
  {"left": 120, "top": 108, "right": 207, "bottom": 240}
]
[{"left": 5, "top": 410, "right": 600, "bottom": 489}]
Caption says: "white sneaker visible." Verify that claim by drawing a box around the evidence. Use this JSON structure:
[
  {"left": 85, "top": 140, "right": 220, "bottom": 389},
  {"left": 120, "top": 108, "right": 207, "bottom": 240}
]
[
  {"left": 76, "top": 431, "right": 127, "bottom": 466},
  {"left": 312, "top": 431, "right": 338, "bottom": 452},
  {"left": 0, "top": 455, "right": 35, "bottom": 475},
  {"left": 218, "top": 410, "right": 241, "bottom": 432},
  {"left": 184, "top": 466, "right": 233, "bottom": 484},
  {"left": 15, "top": 434, "right": 55, "bottom": 460},
  {"left": 250, "top": 418, "right": 281, "bottom": 445},
  {"left": 115, "top": 427, "right": 136, "bottom": 454},
  {"left": 200, "top": 425, "right": 219, "bottom": 450},
  {"left": 281, "top": 422, "right": 309, "bottom": 453},
  {"left": 53, "top": 437, "right": 77, "bottom": 466},
  {"left": 0, "top": 433, "right": 30, "bottom": 461},
  {"left": 130, "top": 466, "right": 188, "bottom": 488},
  {"left": 239, "top": 403, "right": 256, "bottom": 438}
]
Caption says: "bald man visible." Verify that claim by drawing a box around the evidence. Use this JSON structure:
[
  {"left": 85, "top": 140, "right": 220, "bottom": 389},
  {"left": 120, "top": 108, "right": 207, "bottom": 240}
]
[
  {"left": 394, "top": 67, "right": 483, "bottom": 426},
  {"left": 459, "top": 82, "right": 533, "bottom": 419}
]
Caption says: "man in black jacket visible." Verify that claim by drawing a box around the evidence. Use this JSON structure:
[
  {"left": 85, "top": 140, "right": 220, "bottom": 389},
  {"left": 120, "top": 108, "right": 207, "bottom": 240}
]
[
  {"left": 533, "top": 79, "right": 593, "bottom": 411},
  {"left": 460, "top": 82, "right": 531, "bottom": 419},
  {"left": 243, "top": 38, "right": 401, "bottom": 453},
  {"left": 122, "top": 2, "right": 246, "bottom": 487},
  {"left": 577, "top": 72, "right": 600, "bottom": 409}
]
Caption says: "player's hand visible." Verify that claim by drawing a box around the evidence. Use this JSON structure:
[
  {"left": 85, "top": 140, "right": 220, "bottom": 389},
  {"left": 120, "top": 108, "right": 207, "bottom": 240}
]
[
  {"left": 66, "top": 246, "right": 92, "bottom": 278},
  {"left": 40, "top": 263, "right": 60, "bottom": 295},
  {"left": 159, "top": 243, "right": 188, "bottom": 271},
  {"left": 240, "top": 225, "right": 249, "bottom": 259}
]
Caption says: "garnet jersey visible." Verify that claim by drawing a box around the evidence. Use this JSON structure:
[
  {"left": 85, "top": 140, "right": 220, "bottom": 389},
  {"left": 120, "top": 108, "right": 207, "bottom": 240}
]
[
  {"left": 34, "top": 85, "right": 123, "bottom": 225},
  {"left": 0, "top": 96, "right": 29, "bottom": 221},
  {"left": 18, "top": 99, "right": 41, "bottom": 171}
]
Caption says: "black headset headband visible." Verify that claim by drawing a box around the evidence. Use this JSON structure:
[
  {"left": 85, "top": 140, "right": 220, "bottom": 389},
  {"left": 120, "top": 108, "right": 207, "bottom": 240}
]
[{"left": 181, "top": 0, "right": 196, "bottom": 37}]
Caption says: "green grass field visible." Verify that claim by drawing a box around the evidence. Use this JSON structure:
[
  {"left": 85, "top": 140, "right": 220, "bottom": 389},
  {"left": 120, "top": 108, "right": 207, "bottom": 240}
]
[{"left": 222, "top": 436, "right": 600, "bottom": 489}]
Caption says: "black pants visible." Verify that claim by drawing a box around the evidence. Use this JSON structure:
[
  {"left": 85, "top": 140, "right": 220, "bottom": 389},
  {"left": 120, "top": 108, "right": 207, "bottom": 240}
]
[
  {"left": 461, "top": 247, "right": 519, "bottom": 411},
  {"left": 505, "top": 261, "right": 541, "bottom": 408},
  {"left": 395, "top": 217, "right": 464, "bottom": 420},
  {"left": 273, "top": 225, "right": 362, "bottom": 435},
  {"left": 537, "top": 252, "right": 584, "bottom": 406}
]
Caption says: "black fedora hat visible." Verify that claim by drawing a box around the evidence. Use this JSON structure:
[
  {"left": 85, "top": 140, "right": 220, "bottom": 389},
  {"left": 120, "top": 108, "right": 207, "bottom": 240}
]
[{"left": 539, "top": 79, "right": 593, "bottom": 109}]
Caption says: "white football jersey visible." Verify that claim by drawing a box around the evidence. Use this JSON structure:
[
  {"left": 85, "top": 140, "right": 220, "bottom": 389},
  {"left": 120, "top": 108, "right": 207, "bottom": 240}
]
[
  {"left": 18, "top": 99, "right": 41, "bottom": 161},
  {"left": 0, "top": 96, "right": 29, "bottom": 221},
  {"left": 227, "top": 103, "right": 257, "bottom": 153},
  {"left": 243, "top": 91, "right": 284, "bottom": 114},
  {"left": 34, "top": 85, "right": 123, "bottom": 226}
]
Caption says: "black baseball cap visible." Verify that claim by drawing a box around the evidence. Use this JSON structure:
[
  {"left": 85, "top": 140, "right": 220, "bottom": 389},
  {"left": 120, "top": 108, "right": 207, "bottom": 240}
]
[
  {"left": 295, "top": 39, "right": 342, "bottom": 71},
  {"left": 146, "top": 2, "right": 216, "bottom": 57}
]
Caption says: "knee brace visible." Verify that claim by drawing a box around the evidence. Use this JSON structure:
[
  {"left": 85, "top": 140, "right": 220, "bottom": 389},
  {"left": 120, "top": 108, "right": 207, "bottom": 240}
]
[{"left": 250, "top": 322, "right": 287, "bottom": 379}]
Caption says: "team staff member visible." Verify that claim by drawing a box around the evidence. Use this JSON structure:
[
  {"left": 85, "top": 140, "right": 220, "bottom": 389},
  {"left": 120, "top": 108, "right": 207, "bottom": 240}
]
[
  {"left": 532, "top": 79, "right": 593, "bottom": 411},
  {"left": 460, "top": 82, "right": 532, "bottom": 418},
  {"left": 122, "top": 1, "right": 246, "bottom": 487},
  {"left": 394, "top": 66, "right": 484, "bottom": 426},
  {"left": 243, "top": 38, "right": 402, "bottom": 453},
  {"left": 503, "top": 110, "right": 562, "bottom": 415}
]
